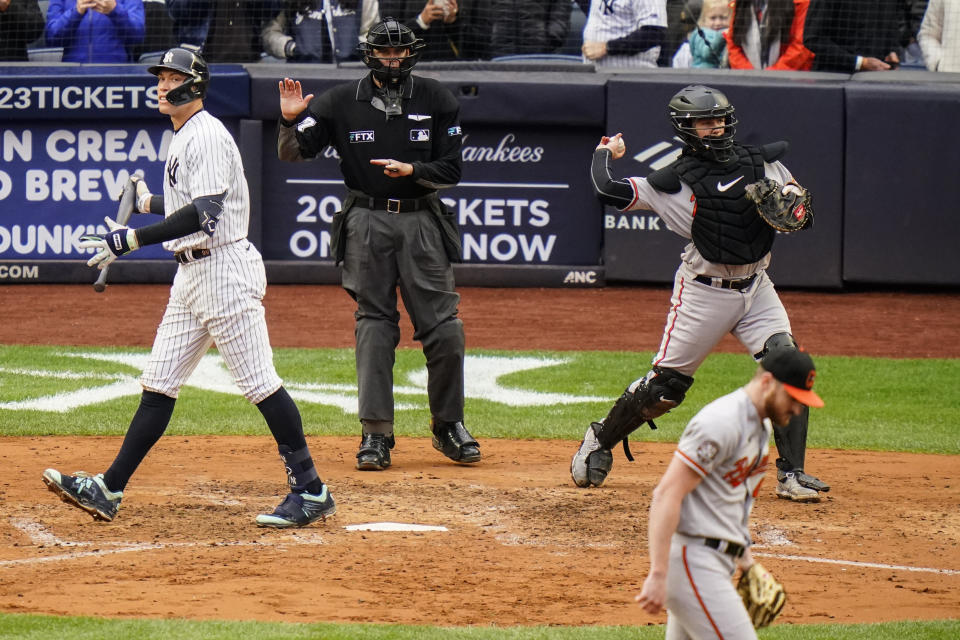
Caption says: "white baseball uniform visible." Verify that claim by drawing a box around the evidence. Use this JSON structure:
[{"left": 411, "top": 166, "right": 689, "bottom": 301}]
[
  {"left": 139, "top": 110, "right": 282, "bottom": 404},
  {"left": 583, "top": 0, "right": 668, "bottom": 68},
  {"left": 667, "top": 388, "right": 771, "bottom": 640},
  {"left": 619, "top": 160, "right": 795, "bottom": 376}
]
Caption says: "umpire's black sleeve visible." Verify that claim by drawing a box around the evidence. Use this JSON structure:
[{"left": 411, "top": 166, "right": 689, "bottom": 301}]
[
  {"left": 411, "top": 88, "right": 462, "bottom": 189},
  {"left": 590, "top": 148, "right": 635, "bottom": 209},
  {"left": 277, "top": 92, "right": 334, "bottom": 162}
]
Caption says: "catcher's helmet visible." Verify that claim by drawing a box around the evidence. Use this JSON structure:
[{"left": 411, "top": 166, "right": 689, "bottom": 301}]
[
  {"left": 358, "top": 17, "right": 425, "bottom": 86},
  {"left": 148, "top": 47, "right": 210, "bottom": 107},
  {"left": 668, "top": 85, "right": 738, "bottom": 162}
]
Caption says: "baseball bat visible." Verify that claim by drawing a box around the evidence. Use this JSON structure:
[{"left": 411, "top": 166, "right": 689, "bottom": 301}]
[{"left": 93, "top": 175, "right": 138, "bottom": 293}]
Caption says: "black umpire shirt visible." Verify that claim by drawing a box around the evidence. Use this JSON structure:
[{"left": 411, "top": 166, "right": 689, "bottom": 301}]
[{"left": 278, "top": 73, "right": 462, "bottom": 199}]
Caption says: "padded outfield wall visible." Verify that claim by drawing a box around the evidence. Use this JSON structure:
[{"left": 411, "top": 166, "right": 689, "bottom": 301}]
[{"left": 0, "top": 63, "right": 957, "bottom": 289}]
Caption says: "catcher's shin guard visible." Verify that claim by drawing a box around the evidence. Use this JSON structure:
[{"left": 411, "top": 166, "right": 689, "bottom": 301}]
[{"left": 592, "top": 367, "right": 695, "bottom": 452}]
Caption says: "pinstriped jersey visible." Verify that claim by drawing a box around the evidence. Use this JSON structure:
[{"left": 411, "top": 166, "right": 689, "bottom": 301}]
[
  {"left": 673, "top": 388, "right": 771, "bottom": 546},
  {"left": 162, "top": 110, "right": 250, "bottom": 253},
  {"left": 583, "top": 0, "right": 667, "bottom": 68}
]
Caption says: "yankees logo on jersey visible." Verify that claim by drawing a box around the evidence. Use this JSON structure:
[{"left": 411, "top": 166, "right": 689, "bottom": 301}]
[{"left": 167, "top": 157, "right": 180, "bottom": 186}]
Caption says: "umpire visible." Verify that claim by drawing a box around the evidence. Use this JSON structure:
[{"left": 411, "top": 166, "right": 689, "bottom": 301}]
[{"left": 277, "top": 17, "right": 480, "bottom": 470}]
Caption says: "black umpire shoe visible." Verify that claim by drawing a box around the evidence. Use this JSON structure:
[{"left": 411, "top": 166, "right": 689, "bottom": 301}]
[
  {"left": 356, "top": 433, "right": 394, "bottom": 470},
  {"left": 431, "top": 420, "right": 481, "bottom": 464}
]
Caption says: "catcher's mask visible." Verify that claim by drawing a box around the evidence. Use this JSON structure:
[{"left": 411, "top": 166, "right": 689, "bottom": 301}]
[
  {"left": 148, "top": 46, "right": 210, "bottom": 106},
  {"left": 668, "top": 84, "right": 738, "bottom": 163},
  {"left": 358, "top": 17, "right": 425, "bottom": 87}
]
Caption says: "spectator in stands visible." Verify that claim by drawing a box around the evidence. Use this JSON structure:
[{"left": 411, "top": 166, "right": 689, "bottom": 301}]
[
  {"left": 131, "top": 0, "right": 176, "bottom": 61},
  {"left": 725, "top": 0, "right": 814, "bottom": 70},
  {"left": 659, "top": 0, "right": 700, "bottom": 66},
  {"left": 461, "top": 0, "right": 570, "bottom": 59},
  {"left": 673, "top": 0, "right": 729, "bottom": 68},
  {"left": 377, "top": 0, "right": 465, "bottom": 61},
  {"left": 581, "top": 0, "right": 667, "bottom": 68},
  {"left": 45, "top": 0, "right": 145, "bottom": 62},
  {"left": 262, "top": 0, "right": 377, "bottom": 63},
  {"left": 803, "top": 0, "right": 903, "bottom": 72},
  {"left": 166, "top": 0, "right": 281, "bottom": 62},
  {"left": 918, "top": 0, "right": 959, "bottom": 71},
  {"left": 0, "top": 0, "right": 44, "bottom": 61}
]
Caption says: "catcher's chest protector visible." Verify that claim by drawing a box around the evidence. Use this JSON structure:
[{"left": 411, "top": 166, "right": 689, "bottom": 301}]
[{"left": 675, "top": 145, "right": 776, "bottom": 265}]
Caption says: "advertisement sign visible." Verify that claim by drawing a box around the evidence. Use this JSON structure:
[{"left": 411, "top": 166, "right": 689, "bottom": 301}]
[
  {"left": 261, "top": 126, "right": 603, "bottom": 266},
  {"left": 0, "top": 122, "right": 171, "bottom": 261},
  {"left": 0, "top": 64, "right": 249, "bottom": 121}
]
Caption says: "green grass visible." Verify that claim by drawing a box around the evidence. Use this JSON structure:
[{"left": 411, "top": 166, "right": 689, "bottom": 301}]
[
  {"left": 1, "top": 345, "right": 958, "bottom": 454},
  {"left": 0, "top": 615, "right": 957, "bottom": 640}
]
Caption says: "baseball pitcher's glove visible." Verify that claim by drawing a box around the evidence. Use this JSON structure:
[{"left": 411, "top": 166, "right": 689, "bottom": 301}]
[
  {"left": 744, "top": 178, "right": 813, "bottom": 232},
  {"left": 736, "top": 562, "right": 786, "bottom": 629}
]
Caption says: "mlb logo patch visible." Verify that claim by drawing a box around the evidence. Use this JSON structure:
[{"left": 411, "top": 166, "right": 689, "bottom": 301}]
[
  {"left": 410, "top": 129, "right": 430, "bottom": 142},
  {"left": 447, "top": 126, "right": 462, "bottom": 136},
  {"left": 349, "top": 130, "right": 375, "bottom": 143}
]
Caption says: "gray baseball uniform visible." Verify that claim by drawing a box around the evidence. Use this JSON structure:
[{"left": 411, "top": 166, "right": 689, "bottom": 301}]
[
  {"left": 617, "top": 160, "right": 796, "bottom": 377},
  {"left": 666, "top": 388, "right": 770, "bottom": 639}
]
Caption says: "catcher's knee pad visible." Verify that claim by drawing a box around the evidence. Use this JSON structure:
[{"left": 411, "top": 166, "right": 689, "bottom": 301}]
[
  {"left": 755, "top": 332, "right": 798, "bottom": 360},
  {"left": 593, "top": 367, "right": 695, "bottom": 449}
]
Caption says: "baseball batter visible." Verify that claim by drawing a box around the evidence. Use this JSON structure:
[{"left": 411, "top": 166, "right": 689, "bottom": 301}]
[
  {"left": 571, "top": 85, "right": 828, "bottom": 502},
  {"left": 635, "top": 348, "right": 823, "bottom": 638},
  {"left": 43, "top": 47, "right": 335, "bottom": 529},
  {"left": 582, "top": 0, "right": 668, "bottom": 68}
]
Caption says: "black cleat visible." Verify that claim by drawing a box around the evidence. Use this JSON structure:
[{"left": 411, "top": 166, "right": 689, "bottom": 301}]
[
  {"left": 431, "top": 420, "right": 481, "bottom": 463},
  {"left": 356, "top": 433, "right": 394, "bottom": 470}
]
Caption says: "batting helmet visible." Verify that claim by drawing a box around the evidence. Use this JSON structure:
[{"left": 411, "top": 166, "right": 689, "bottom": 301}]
[
  {"left": 358, "top": 17, "right": 425, "bottom": 86},
  {"left": 148, "top": 47, "right": 210, "bottom": 107},
  {"left": 668, "top": 85, "right": 738, "bottom": 162}
]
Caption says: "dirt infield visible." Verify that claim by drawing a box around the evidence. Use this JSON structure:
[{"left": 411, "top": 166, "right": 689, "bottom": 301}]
[{"left": 1, "top": 284, "right": 959, "bottom": 626}]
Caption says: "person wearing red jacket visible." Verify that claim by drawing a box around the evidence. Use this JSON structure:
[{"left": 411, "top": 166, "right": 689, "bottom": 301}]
[{"left": 724, "top": 0, "right": 813, "bottom": 70}]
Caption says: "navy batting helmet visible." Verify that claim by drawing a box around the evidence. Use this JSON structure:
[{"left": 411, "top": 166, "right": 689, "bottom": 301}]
[
  {"left": 358, "top": 17, "right": 425, "bottom": 86},
  {"left": 148, "top": 47, "right": 210, "bottom": 106},
  {"left": 668, "top": 85, "right": 738, "bottom": 162}
]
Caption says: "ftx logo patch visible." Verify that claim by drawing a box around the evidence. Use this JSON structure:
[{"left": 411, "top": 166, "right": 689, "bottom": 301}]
[{"left": 349, "top": 130, "right": 375, "bottom": 143}]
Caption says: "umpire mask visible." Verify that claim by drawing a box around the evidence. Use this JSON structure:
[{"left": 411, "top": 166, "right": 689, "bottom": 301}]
[
  {"left": 359, "top": 17, "right": 425, "bottom": 88},
  {"left": 668, "top": 85, "right": 738, "bottom": 163}
]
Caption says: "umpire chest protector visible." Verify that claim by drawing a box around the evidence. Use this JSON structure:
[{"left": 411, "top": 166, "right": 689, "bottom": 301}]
[{"left": 650, "top": 143, "right": 787, "bottom": 265}]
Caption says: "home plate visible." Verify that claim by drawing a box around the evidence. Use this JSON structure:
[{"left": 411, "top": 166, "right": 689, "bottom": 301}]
[{"left": 344, "top": 522, "right": 448, "bottom": 532}]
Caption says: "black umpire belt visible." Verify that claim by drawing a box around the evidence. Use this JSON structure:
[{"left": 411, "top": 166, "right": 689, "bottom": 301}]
[
  {"left": 174, "top": 248, "right": 211, "bottom": 264},
  {"left": 357, "top": 195, "right": 434, "bottom": 214},
  {"left": 694, "top": 273, "right": 757, "bottom": 291},
  {"left": 704, "top": 537, "right": 746, "bottom": 559}
]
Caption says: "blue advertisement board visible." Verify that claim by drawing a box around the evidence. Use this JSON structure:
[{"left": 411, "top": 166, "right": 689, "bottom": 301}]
[
  {"left": 0, "top": 64, "right": 249, "bottom": 120},
  {"left": 0, "top": 121, "right": 171, "bottom": 261},
  {"left": 260, "top": 125, "right": 603, "bottom": 266}
]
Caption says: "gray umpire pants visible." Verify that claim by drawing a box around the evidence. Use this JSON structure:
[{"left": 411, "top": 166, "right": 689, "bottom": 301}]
[{"left": 340, "top": 203, "right": 465, "bottom": 426}]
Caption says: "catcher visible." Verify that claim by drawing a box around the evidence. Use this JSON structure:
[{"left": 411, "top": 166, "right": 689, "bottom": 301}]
[
  {"left": 635, "top": 348, "right": 823, "bottom": 637},
  {"left": 572, "top": 84, "right": 827, "bottom": 503}
]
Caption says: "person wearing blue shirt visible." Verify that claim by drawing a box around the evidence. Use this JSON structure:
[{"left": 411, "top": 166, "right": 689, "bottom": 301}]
[{"left": 45, "top": 0, "right": 145, "bottom": 62}]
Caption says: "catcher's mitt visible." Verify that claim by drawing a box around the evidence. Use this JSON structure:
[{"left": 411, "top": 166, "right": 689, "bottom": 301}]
[
  {"left": 736, "top": 562, "right": 786, "bottom": 629},
  {"left": 744, "top": 177, "right": 813, "bottom": 232}
]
